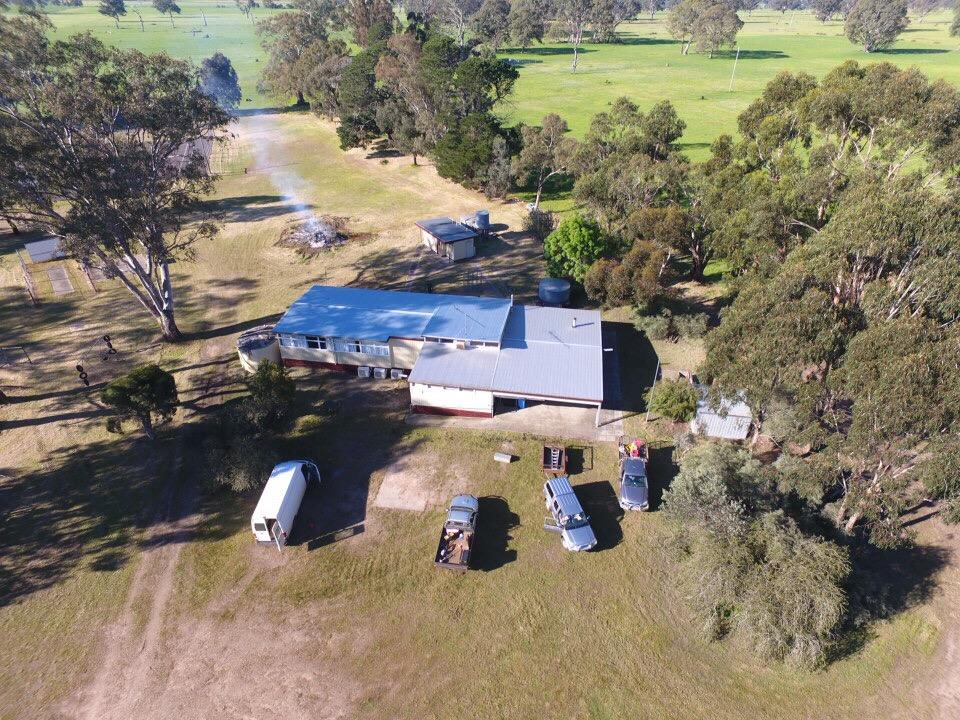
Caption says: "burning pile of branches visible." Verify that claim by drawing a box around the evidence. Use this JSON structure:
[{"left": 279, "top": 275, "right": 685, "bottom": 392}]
[{"left": 278, "top": 215, "right": 349, "bottom": 255}]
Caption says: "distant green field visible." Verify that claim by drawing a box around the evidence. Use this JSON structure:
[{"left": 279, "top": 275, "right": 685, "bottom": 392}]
[
  {"left": 41, "top": 6, "right": 960, "bottom": 158},
  {"left": 500, "top": 11, "right": 960, "bottom": 156},
  {"left": 44, "top": 1, "right": 281, "bottom": 107}
]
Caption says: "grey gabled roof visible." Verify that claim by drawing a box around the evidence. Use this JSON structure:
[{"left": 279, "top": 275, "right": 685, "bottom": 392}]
[
  {"left": 408, "top": 305, "right": 604, "bottom": 404},
  {"left": 415, "top": 217, "right": 478, "bottom": 243}
]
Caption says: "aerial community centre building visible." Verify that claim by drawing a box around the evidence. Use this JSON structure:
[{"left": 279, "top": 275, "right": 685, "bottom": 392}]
[{"left": 273, "top": 285, "right": 604, "bottom": 418}]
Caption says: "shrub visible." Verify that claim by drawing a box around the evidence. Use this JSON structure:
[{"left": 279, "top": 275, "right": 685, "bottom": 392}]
[
  {"left": 203, "top": 408, "right": 277, "bottom": 493},
  {"left": 243, "top": 360, "right": 295, "bottom": 431},
  {"left": 102, "top": 364, "right": 177, "bottom": 439},
  {"left": 544, "top": 214, "right": 608, "bottom": 282},
  {"left": 634, "top": 311, "right": 672, "bottom": 340},
  {"left": 584, "top": 258, "right": 615, "bottom": 304},
  {"left": 673, "top": 312, "right": 709, "bottom": 339},
  {"left": 646, "top": 378, "right": 699, "bottom": 422},
  {"left": 524, "top": 206, "right": 557, "bottom": 243}
]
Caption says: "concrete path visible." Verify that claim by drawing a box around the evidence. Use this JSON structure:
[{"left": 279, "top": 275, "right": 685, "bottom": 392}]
[
  {"left": 407, "top": 403, "right": 623, "bottom": 443},
  {"left": 47, "top": 265, "right": 74, "bottom": 295}
]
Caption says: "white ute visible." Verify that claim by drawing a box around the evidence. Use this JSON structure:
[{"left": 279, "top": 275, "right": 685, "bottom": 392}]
[{"left": 251, "top": 460, "right": 320, "bottom": 550}]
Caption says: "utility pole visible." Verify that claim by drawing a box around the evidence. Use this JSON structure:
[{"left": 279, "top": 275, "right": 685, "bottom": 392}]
[{"left": 728, "top": 46, "right": 741, "bottom": 92}]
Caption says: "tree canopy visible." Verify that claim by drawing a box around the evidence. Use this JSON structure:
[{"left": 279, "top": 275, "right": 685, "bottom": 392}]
[
  {"left": 700, "top": 63, "right": 960, "bottom": 547},
  {"left": 102, "top": 364, "right": 178, "bottom": 439},
  {"left": 844, "top": 0, "right": 909, "bottom": 52},
  {"left": 0, "top": 15, "right": 231, "bottom": 340}
]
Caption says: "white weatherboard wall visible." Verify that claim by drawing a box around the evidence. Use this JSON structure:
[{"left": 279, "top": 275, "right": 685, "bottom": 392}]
[{"left": 410, "top": 383, "right": 494, "bottom": 416}]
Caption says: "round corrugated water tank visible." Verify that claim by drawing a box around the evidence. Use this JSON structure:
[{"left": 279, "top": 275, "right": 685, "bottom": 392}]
[
  {"left": 475, "top": 210, "right": 490, "bottom": 231},
  {"left": 539, "top": 278, "right": 571, "bottom": 306},
  {"left": 237, "top": 325, "right": 281, "bottom": 373}
]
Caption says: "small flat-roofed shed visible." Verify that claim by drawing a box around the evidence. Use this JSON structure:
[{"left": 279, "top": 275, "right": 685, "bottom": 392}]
[{"left": 416, "top": 217, "right": 478, "bottom": 261}]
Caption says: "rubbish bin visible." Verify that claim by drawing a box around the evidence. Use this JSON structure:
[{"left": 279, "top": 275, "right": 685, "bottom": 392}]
[{"left": 517, "top": 398, "right": 526, "bottom": 409}]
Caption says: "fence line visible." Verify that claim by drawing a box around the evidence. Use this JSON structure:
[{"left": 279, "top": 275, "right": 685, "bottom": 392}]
[{"left": 15, "top": 249, "right": 39, "bottom": 306}]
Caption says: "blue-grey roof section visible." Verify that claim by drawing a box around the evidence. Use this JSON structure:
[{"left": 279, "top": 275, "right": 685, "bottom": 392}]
[
  {"left": 492, "top": 306, "right": 603, "bottom": 403},
  {"left": 422, "top": 300, "right": 512, "bottom": 342},
  {"left": 415, "top": 217, "right": 478, "bottom": 244},
  {"left": 409, "top": 305, "right": 604, "bottom": 404},
  {"left": 274, "top": 285, "right": 511, "bottom": 343},
  {"left": 24, "top": 237, "right": 64, "bottom": 263},
  {"left": 408, "top": 343, "right": 498, "bottom": 388}
]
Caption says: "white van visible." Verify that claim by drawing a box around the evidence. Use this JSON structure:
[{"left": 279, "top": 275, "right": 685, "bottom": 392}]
[{"left": 251, "top": 460, "right": 320, "bottom": 550}]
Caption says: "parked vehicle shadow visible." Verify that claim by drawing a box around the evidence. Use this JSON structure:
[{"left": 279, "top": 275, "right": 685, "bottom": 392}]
[
  {"left": 575, "top": 481, "right": 624, "bottom": 551},
  {"left": 472, "top": 496, "right": 519, "bottom": 571},
  {"left": 288, "top": 476, "right": 366, "bottom": 551}
]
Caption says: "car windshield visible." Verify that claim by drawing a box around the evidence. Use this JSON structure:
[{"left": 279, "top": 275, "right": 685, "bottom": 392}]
[
  {"left": 624, "top": 474, "right": 647, "bottom": 488},
  {"left": 561, "top": 512, "right": 590, "bottom": 529}
]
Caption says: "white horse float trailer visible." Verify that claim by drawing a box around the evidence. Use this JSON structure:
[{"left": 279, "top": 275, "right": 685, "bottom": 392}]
[{"left": 251, "top": 460, "right": 319, "bottom": 550}]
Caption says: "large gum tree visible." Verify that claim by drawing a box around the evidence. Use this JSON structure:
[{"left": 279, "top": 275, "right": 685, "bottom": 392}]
[{"left": 0, "top": 15, "right": 230, "bottom": 340}]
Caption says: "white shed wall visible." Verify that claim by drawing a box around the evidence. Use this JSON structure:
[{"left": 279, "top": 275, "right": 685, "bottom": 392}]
[{"left": 410, "top": 383, "right": 494, "bottom": 415}]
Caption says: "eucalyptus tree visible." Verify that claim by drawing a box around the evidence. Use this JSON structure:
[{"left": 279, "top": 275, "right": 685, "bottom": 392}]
[{"left": 0, "top": 16, "right": 231, "bottom": 340}]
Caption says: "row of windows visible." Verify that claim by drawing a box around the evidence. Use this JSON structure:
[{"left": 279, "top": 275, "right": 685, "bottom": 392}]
[{"left": 278, "top": 334, "right": 389, "bottom": 356}]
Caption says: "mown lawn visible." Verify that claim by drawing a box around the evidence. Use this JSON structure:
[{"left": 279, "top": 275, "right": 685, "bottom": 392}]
[
  {"left": 42, "top": 5, "right": 960, "bottom": 159},
  {"left": 173, "top": 400, "right": 944, "bottom": 720}
]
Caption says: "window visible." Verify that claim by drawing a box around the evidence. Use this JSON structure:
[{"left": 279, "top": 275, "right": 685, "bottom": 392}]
[
  {"left": 253, "top": 522, "right": 266, "bottom": 532},
  {"left": 305, "top": 335, "right": 326, "bottom": 350},
  {"left": 332, "top": 338, "right": 361, "bottom": 353},
  {"left": 278, "top": 333, "right": 307, "bottom": 349},
  {"left": 360, "top": 342, "right": 390, "bottom": 357}
]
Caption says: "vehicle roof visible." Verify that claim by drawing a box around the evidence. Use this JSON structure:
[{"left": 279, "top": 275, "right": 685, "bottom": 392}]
[
  {"left": 622, "top": 458, "right": 648, "bottom": 477},
  {"left": 252, "top": 461, "right": 306, "bottom": 519},
  {"left": 545, "top": 476, "right": 585, "bottom": 516},
  {"left": 450, "top": 494, "right": 479, "bottom": 511}
]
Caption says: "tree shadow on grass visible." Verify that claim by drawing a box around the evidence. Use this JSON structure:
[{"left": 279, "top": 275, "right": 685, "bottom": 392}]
[
  {"left": 875, "top": 48, "right": 950, "bottom": 55},
  {"left": 829, "top": 540, "right": 951, "bottom": 663},
  {"left": 500, "top": 45, "right": 598, "bottom": 57},
  {"left": 204, "top": 194, "right": 315, "bottom": 224},
  {"left": 711, "top": 49, "right": 789, "bottom": 60},
  {"left": 472, "top": 496, "right": 519, "bottom": 571},
  {"left": 0, "top": 431, "right": 229, "bottom": 608}
]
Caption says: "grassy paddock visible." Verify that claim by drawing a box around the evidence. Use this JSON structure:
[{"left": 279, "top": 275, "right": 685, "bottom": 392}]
[
  {"left": 174, "top": 402, "right": 944, "bottom": 720},
  {"left": 40, "top": 7, "right": 960, "bottom": 158}
]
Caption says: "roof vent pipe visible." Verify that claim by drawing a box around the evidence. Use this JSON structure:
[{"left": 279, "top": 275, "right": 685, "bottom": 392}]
[{"left": 572, "top": 316, "right": 577, "bottom": 328}]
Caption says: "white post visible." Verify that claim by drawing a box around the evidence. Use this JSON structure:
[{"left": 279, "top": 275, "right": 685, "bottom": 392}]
[
  {"left": 645, "top": 358, "right": 661, "bottom": 423},
  {"left": 729, "top": 46, "right": 741, "bottom": 92}
]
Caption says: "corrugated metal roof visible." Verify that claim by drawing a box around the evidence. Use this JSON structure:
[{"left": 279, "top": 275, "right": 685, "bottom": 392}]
[
  {"left": 273, "top": 286, "right": 512, "bottom": 343},
  {"left": 689, "top": 389, "right": 753, "bottom": 441},
  {"left": 502, "top": 306, "right": 601, "bottom": 347},
  {"left": 409, "top": 305, "right": 604, "bottom": 404},
  {"left": 408, "top": 343, "right": 498, "bottom": 389},
  {"left": 415, "top": 217, "right": 478, "bottom": 243}
]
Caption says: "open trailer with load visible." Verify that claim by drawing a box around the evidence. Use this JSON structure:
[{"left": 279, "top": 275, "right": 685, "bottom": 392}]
[
  {"left": 434, "top": 494, "right": 479, "bottom": 571},
  {"left": 251, "top": 460, "right": 320, "bottom": 550}
]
